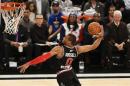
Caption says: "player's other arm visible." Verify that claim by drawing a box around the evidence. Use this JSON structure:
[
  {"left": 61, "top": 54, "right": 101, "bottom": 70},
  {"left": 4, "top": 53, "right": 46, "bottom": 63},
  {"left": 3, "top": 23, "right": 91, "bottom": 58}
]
[
  {"left": 77, "top": 37, "right": 103, "bottom": 54},
  {"left": 18, "top": 46, "right": 60, "bottom": 73},
  {"left": 77, "top": 26, "right": 104, "bottom": 54}
]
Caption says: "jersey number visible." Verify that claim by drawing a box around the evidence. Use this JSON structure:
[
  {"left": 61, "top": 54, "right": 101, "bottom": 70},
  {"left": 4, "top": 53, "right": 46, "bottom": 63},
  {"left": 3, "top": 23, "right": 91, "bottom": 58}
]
[{"left": 65, "top": 58, "right": 73, "bottom": 65}]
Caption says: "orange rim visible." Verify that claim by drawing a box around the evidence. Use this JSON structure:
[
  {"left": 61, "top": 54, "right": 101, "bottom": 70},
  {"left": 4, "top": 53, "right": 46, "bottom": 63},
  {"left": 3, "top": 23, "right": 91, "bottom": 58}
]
[
  {"left": 0, "top": 2, "right": 24, "bottom": 11},
  {"left": 1, "top": 6, "right": 16, "bottom": 11}
]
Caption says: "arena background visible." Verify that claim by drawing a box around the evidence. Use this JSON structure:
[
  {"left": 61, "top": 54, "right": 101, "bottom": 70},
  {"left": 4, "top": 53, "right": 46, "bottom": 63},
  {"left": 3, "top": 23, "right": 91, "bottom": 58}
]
[{"left": 0, "top": 0, "right": 130, "bottom": 86}]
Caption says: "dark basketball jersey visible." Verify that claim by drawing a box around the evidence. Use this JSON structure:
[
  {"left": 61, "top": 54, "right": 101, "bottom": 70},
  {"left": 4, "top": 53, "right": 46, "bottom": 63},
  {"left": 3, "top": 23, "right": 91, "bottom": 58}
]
[
  {"left": 58, "top": 45, "right": 78, "bottom": 69},
  {"left": 56, "top": 45, "right": 81, "bottom": 86}
]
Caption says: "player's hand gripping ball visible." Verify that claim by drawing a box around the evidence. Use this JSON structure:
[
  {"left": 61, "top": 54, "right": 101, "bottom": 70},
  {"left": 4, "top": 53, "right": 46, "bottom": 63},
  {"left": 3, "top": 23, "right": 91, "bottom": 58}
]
[{"left": 88, "top": 22, "right": 101, "bottom": 35}]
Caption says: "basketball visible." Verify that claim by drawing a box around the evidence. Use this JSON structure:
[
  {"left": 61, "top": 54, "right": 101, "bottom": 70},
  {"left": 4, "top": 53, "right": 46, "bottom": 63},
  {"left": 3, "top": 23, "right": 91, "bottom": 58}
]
[{"left": 88, "top": 22, "right": 101, "bottom": 35}]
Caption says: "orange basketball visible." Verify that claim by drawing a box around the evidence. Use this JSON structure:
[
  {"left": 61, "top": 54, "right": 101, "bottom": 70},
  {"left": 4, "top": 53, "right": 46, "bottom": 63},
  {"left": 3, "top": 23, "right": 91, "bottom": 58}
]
[{"left": 88, "top": 22, "right": 101, "bottom": 35}]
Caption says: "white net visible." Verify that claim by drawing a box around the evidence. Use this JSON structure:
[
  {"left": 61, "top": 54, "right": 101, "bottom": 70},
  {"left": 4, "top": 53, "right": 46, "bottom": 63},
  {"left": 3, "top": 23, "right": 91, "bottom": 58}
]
[{"left": 1, "top": 2, "right": 25, "bottom": 34}]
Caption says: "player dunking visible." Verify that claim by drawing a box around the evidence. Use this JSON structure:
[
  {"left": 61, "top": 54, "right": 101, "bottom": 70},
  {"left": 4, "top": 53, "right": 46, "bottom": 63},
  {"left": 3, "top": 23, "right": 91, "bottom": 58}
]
[{"left": 18, "top": 26, "right": 104, "bottom": 86}]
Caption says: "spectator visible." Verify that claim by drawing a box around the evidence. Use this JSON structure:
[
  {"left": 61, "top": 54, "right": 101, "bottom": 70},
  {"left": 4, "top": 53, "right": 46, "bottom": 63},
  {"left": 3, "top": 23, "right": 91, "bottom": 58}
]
[
  {"left": 19, "top": 9, "right": 34, "bottom": 61},
  {"left": 106, "top": 10, "right": 130, "bottom": 68},
  {"left": 28, "top": 0, "right": 50, "bottom": 20},
  {"left": 20, "top": 9, "right": 34, "bottom": 34},
  {"left": 29, "top": 14, "right": 50, "bottom": 73},
  {"left": 83, "top": 0, "right": 105, "bottom": 19},
  {"left": 48, "top": 1, "right": 64, "bottom": 42},
  {"left": 103, "top": 5, "right": 116, "bottom": 25},
  {"left": 61, "top": 13, "right": 83, "bottom": 43},
  {"left": 30, "top": 15, "right": 49, "bottom": 57},
  {"left": 26, "top": 2, "right": 37, "bottom": 23},
  {"left": 3, "top": 21, "right": 30, "bottom": 68},
  {"left": 104, "top": 0, "right": 125, "bottom": 16}
]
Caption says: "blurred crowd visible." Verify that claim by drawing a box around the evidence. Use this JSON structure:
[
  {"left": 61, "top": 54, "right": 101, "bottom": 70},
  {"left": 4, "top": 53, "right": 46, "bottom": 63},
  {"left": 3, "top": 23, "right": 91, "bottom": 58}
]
[{"left": 0, "top": 0, "right": 130, "bottom": 74}]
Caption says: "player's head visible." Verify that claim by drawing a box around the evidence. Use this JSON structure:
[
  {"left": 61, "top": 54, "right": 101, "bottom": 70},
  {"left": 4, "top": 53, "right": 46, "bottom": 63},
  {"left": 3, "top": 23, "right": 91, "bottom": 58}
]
[{"left": 63, "top": 34, "right": 77, "bottom": 46}]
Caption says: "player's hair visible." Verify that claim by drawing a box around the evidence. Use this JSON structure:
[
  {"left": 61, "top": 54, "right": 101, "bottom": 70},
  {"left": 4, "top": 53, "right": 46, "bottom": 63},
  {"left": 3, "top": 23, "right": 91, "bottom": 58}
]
[{"left": 67, "top": 34, "right": 77, "bottom": 45}]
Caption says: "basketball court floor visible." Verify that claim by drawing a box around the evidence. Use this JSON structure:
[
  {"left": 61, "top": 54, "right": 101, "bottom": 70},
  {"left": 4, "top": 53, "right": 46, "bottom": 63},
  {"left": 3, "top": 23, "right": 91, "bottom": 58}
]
[
  {"left": 0, "top": 78, "right": 130, "bottom": 86},
  {"left": 0, "top": 74, "right": 130, "bottom": 86}
]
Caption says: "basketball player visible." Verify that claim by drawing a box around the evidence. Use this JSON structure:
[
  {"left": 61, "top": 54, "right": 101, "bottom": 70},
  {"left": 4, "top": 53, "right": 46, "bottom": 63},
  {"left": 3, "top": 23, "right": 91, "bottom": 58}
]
[{"left": 18, "top": 26, "right": 104, "bottom": 86}]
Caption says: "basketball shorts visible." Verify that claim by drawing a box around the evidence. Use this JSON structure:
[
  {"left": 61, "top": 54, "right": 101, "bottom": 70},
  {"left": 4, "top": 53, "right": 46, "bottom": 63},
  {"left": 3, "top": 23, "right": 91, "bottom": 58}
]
[{"left": 57, "top": 68, "right": 81, "bottom": 86}]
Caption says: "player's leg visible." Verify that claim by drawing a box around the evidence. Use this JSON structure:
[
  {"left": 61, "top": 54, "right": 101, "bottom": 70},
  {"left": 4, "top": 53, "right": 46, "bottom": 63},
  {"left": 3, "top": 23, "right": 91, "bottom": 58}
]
[
  {"left": 71, "top": 69, "right": 81, "bottom": 86},
  {"left": 57, "top": 69, "right": 81, "bottom": 86},
  {"left": 57, "top": 71, "right": 72, "bottom": 86}
]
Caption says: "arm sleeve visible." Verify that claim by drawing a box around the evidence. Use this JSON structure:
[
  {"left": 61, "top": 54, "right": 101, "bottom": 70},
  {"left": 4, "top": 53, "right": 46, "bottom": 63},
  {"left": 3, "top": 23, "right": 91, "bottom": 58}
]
[{"left": 27, "top": 52, "right": 52, "bottom": 65}]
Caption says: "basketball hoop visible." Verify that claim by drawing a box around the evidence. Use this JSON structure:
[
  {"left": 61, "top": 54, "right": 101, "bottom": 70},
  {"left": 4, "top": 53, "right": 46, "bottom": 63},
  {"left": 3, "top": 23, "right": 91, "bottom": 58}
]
[{"left": 0, "top": 2, "right": 26, "bottom": 34}]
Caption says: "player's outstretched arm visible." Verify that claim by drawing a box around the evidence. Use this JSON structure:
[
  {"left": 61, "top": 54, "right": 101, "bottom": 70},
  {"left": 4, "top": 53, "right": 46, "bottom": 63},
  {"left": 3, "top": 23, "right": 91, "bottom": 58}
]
[
  {"left": 17, "top": 46, "right": 60, "bottom": 73},
  {"left": 77, "top": 26, "right": 104, "bottom": 54}
]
